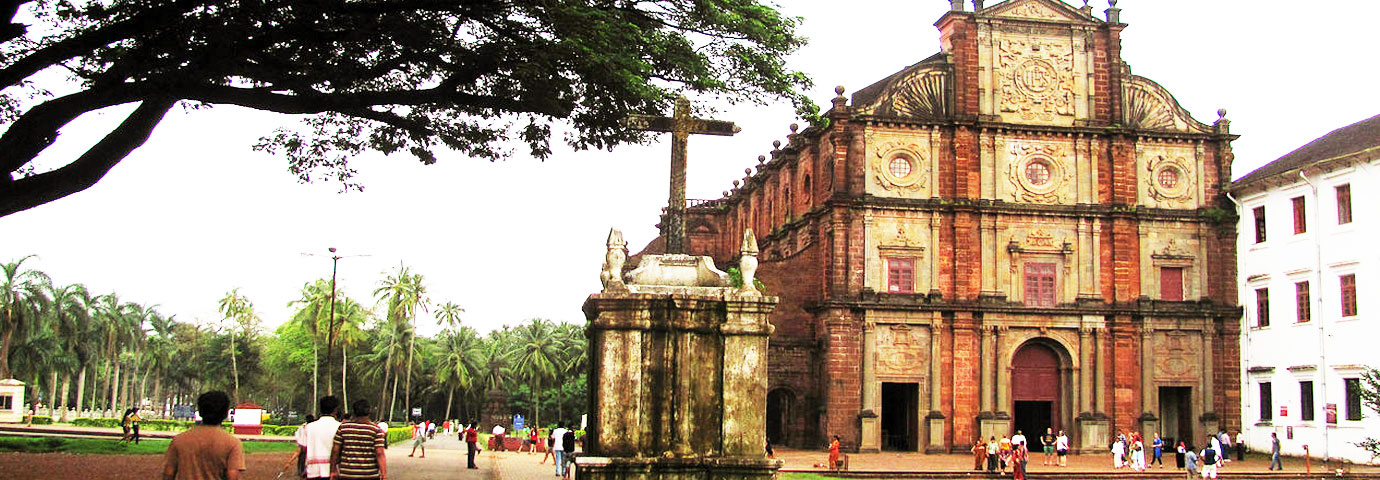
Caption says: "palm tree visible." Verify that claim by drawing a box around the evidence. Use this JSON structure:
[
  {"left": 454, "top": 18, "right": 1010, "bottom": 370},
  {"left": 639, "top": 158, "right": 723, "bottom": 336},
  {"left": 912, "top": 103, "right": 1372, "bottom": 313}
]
[
  {"left": 0, "top": 255, "right": 51, "bottom": 379},
  {"left": 332, "top": 295, "right": 371, "bottom": 407},
  {"left": 288, "top": 280, "right": 332, "bottom": 402},
  {"left": 510, "top": 319, "right": 560, "bottom": 428},
  {"left": 435, "top": 326, "right": 481, "bottom": 421},
  {"left": 44, "top": 283, "right": 89, "bottom": 418},
  {"left": 374, "top": 264, "right": 427, "bottom": 420},
  {"left": 217, "top": 289, "right": 259, "bottom": 402}
]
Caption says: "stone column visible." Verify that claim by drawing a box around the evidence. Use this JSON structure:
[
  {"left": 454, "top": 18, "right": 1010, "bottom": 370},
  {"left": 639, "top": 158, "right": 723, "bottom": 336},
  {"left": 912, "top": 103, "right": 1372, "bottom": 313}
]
[
  {"left": 1139, "top": 326, "right": 1159, "bottom": 441},
  {"left": 995, "top": 326, "right": 1010, "bottom": 416},
  {"left": 926, "top": 315, "right": 946, "bottom": 452},
  {"left": 1078, "top": 326, "right": 1093, "bottom": 414},
  {"left": 1200, "top": 321, "right": 1217, "bottom": 434},
  {"left": 1094, "top": 327, "right": 1106, "bottom": 414},
  {"left": 859, "top": 322, "right": 881, "bottom": 452},
  {"left": 980, "top": 325, "right": 994, "bottom": 414}
]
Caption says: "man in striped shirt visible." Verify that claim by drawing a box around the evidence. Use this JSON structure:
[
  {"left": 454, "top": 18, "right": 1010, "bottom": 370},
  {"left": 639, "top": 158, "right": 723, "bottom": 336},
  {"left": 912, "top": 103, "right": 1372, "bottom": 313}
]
[{"left": 331, "top": 399, "right": 388, "bottom": 480}]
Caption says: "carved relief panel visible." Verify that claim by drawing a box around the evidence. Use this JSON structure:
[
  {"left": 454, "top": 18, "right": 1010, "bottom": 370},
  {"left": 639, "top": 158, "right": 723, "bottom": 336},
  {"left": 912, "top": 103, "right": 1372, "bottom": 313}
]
[
  {"left": 1152, "top": 330, "right": 1202, "bottom": 382},
  {"left": 866, "top": 216, "right": 930, "bottom": 294},
  {"left": 997, "top": 137, "right": 1077, "bottom": 204},
  {"left": 865, "top": 132, "right": 933, "bottom": 199},
  {"left": 997, "top": 38, "right": 1076, "bottom": 124},
  {"left": 1144, "top": 230, "right": 1200, "bottom": 300},
  {"left": 1004, "top": 224, "right": 1078, "bottom": 305},
  {"left": 875, "top": 324, "right": 930, "bottom": 379},
  {"left": 1137, "top": 142, "right": 1201, "bottom": 208}
]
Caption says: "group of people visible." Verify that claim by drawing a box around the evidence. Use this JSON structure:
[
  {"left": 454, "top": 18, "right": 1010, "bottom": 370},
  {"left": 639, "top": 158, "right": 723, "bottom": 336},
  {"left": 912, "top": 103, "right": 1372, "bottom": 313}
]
[
  {"left": 119, "top": 406, "right": 143, "bottom": 445},
  {"left": 969, "top": 429, "right": 1064, "bottom": 479},
  {"left": 1110, "top": 431, "right": 1164, "bottom": 470},
  {"left": 290, "top": 395, "right": 390, "bottom": 480}
]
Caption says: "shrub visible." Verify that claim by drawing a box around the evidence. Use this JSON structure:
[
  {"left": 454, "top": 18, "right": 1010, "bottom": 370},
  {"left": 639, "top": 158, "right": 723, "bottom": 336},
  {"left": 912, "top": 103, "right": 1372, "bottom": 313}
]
[
  {"left": 386, "top": 427, "right": 411, "bottom": 445},
  {"left": 28, "top": 416, "right": 53, "bottom": 425}
]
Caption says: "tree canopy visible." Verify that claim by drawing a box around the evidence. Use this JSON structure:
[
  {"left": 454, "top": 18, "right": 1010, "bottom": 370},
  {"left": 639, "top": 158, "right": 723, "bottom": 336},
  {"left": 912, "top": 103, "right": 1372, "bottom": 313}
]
[{"left": 0, "top": 0, "right": 813, "bottom": 216}]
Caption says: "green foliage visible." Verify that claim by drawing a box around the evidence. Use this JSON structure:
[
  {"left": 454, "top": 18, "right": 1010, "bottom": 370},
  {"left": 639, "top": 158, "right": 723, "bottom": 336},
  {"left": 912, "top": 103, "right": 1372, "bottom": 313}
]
[
  {"left": 0, "top": 0, "right": 813, "bottom": 216},
  {"left": 726, "top": 267, "right": 768, "bottom": 293},
  {"left": 1353, "top": 367, "right": 1380, "bottom": 460},
  {"left": 28, "top": 415, "right": 53, "bottom": 425},
  {"left": 386, "top": 427, "right": 412, "bottom": 445}
]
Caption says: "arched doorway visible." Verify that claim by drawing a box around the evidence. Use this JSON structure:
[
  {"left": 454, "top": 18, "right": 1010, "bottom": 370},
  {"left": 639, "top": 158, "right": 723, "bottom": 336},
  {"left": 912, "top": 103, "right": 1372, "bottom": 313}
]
[
  {"left": 1012, "top": 342, "right": 1062, "bottom": 441},
  {"left": 766, "top": 388, "right": 793, "bottom": 446}
]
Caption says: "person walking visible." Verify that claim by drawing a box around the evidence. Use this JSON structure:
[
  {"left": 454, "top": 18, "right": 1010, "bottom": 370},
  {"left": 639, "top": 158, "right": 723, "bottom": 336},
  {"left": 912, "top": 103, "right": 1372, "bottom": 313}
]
[
  {"left": 1175, "top": 441, "right": 1186, "bottom": 469},
  {"left": 552, "top": 423, "right": 571, "bottom": 476},
  {"left": 463, "top": 423, "right": 479, "bottom": 469},
  {"left": 1218, "top": 430, "right": 1231, "bottom": 465},
  {"left": 540, "top": 428, "right": 554, "bottom": 464},
  {"left": 827, "top": 435, "right": 841, "bottom": 470},
  {"left": 295, "top": 396, "right": 342, "bottom": 480},
  {"left": 561, "top": 426, "right": 577, "bottom": 478},
  {"left": 986, "top": 436, "right": 999, "bottom": 472},
  {"left": 1268, "top": 432, "right": 1282, "bottom": 470},
  {"left": 1235, "top": 431, "right": 1244, "bottom": 462},
  {"left": 330, "top": 400, "right": 387, "bottom": 480},
  {"left": 161, "top": 391, "right": 245, "bottom": 480},
  {"left": 492, "top": 423, "right": 506, "bottom": 452},
  {"left": 972, "top": 438, "right": 987, "bottom": 470},
  {"left": 1111, "top": 437, "right": 1125, "bottom": 469},
  {"left": 1012, "top": 441, "right": 1028, "bottom": 480},
  {"left": 408, "top": 421, "right": 426, "bottom": 458},
  {"left": 1199, "top": 442, "right": 1219, "bottom": 479},
  {"left": 1055, "top": 430, "right": 1069, "bottom": 467},
  {"left": 1183, "top": 444, "right": 1199, "bottom": 480},
  {"left": 1041, "top": 428, "right": 1055, "bottom": 466},
  {"left": 1151, "top": 433, "right": 1164, "bottom": 467},
  {"left": 999, "top": 435, "right": 1013, "bottom": 473}
]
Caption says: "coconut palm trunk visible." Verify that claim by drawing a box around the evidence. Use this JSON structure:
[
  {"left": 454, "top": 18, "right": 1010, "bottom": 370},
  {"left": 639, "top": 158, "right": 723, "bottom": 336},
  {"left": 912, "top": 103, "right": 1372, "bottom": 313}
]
[
  {"left": 57, "top": 374, "right": 70, "bottom": 420},
  {"left": 47, "top": 371, "right": 58, "bottom": 417},
  {"left": 74, "top": 367, "right": 86, "bottom": 417},
  {"left": 229, "top": 334, "right": 239, "bottom": 402},
  {"left": 340, "top": 341, "right": 348, "bottom": 407},
  {"left": 388, "top": 374, "right": 399, "bottom": 422},
  {"left": 445, "top": 386, "right": 455, "bottom": 421},
  {"left": 109, "top": 363, "right": 119, "bottom": 412},
  {"left": 403, "top": 332, "right": 415, "bottom": 419}
]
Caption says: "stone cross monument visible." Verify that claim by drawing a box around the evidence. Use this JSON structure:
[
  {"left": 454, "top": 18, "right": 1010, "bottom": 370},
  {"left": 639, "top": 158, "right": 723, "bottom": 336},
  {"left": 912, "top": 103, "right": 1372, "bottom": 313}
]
[
  {"left": 625, "top": 95, "right": 740, "bottom": 254},
  {"left": 580, "top": 228, "right": 777, "bottom": 480}
]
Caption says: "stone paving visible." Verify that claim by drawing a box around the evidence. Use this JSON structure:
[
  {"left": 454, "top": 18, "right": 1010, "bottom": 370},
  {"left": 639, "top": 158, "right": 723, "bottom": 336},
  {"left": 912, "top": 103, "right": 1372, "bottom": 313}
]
[
  {"left": 387, "top": 432, "right": 568, "bottom": 480},
  {"left": 771, "top": 446, "right": 1380, "bottom": 474}
]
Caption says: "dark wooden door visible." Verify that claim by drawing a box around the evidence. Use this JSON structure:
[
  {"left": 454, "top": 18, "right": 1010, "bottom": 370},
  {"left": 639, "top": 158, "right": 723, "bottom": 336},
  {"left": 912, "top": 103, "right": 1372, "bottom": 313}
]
[{"left": 1013, "top": 343, "right": 1061, "bottom": 431}]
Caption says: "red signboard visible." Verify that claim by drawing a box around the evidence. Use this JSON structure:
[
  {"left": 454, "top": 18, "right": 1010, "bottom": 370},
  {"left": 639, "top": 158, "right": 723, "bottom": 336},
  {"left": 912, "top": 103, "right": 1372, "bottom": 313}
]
[
  {"left": 1280, "top": 405, "right": 1288, "bottom": 417},
  {"left": 1326, "top": 403, "right": 1338, "bottom": 424}
]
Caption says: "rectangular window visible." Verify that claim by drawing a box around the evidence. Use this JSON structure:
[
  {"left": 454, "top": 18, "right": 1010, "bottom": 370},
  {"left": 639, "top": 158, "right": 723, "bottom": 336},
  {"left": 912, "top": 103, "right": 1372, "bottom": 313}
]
[
  {"left": 1260, "top": 382, "right": 1273, "bottom": 420},
  {"left": 1341, "top": 274, "right": 1357, "bottom": 317},
  {"left": 0, "top": 395, "right": 10, "bottom": 410},
  {"left": 1296, "top": 281, "right": 1311, "bottom": 322},
  {"left": 1255, "top": 288, "right": 1270, "bottom": 327},
  {"left": 1337, "top": 184, "right": 1352, "bottom": 224},
  {"left": 1301, "top": 380, "right": 1315, "bottom": 421},
  {"left": 1292, "top": 196, "right": 1307, "bottom": 234},
  {"left": 887, "top": 258, "right": 914, "bottom": 293},
  {"left": 1160, "top": 267, "right": 1184, "bottom": 301},
  {"left": 1254, "top": 206, "right": 1268, "bottom": 243},
  {"left": 1024, "top": 263, "right": 1057, "bottom": 307},
  {"left": 1346, "top": 378, "right": 1363, "bottom": 421}
]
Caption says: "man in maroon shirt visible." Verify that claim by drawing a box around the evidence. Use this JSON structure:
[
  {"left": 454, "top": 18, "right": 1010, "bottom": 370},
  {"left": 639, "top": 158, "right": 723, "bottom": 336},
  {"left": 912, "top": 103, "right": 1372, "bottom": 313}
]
[{"left": 464, "top": 423, "right": 479, "bottom": 469}]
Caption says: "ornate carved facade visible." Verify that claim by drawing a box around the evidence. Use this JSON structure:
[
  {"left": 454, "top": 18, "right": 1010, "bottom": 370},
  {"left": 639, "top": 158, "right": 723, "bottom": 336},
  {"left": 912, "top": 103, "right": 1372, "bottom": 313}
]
[{"left": 642, "top": 0, "right": 1241, "bottom": 454}]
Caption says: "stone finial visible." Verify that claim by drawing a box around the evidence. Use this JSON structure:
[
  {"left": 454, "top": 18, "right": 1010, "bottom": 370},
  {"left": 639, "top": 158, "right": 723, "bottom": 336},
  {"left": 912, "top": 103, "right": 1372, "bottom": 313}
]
[
  {"left": 771, "top": 140, "right": 781, "bottom": 150},
  {"left": 600, "top": 228, "right": 628, "bottom": 291},
  {"left": 1081, "top": 0, "right": 1093, "bottom": 15},
  {"left": 757, "top": 155, "right": 766, "bottom": 164},
  {"left": 832, "top": 86, "right": 847, "bottom": 110},
  {"left": 950, "top": 0, "right": 964, "bottom": 12},
  {"left": 738, "top": 229, "right": 761, "bottom": 295},
  {"left": 789, "top": 123, "right": 798, "bottom": 134},
  {"left": 732, "top": 180, "right": 740, "bottom": 187},
  {"left": 1214, "top": 108, "right": 1231, "bottom": 135},
  {"left": 972, "top": 0, "right": 984, "bottom": 12},
  {"left": 722, "top": 190, "right": 729, "bottom": 197},
  {"left": 1105, "top": 0, "right": 1120, "bottom": 23}
]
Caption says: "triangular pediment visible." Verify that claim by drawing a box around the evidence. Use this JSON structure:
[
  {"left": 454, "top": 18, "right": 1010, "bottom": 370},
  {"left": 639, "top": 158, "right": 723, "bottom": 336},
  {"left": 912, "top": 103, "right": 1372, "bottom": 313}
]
[{"left": 981, "top": 0, "right": 1097, "bottom": 23}]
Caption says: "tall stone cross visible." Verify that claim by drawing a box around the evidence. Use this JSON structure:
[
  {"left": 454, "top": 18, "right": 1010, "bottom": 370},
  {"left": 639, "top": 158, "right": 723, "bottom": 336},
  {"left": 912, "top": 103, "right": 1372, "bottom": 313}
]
[{"left": 625, "top": 95, "right": 739, "bottom": 254}]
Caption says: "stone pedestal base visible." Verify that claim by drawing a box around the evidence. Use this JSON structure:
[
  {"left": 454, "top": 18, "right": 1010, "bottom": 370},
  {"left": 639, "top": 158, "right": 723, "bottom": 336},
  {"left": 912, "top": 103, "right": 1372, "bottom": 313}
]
[
  {"left": 576, "top": 456, "right": 780, "bottom": 480},
  {"left": 859, "top": 411, "right": 880, "bottom": 453},
  {"left": 1077, "top": 416, "right": 1109, "bottom": 454},
  {"left": 1139, "top": 413, "right": 1159, "bottom": 445},
  {"left": 1199, "top": 412, "right": 1219, "bottom": 444},
  {"left": 979, "top": 414, "right": 1009, "bottom": 443},
  {"left": 925, "top": 412, "right": 946, "bottom": 453}
]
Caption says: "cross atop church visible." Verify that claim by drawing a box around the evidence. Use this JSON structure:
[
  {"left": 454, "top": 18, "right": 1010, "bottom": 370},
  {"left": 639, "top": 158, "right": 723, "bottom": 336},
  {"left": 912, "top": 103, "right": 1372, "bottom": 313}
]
[{"left": 625, "top": 95, "right": 740, "bottom": 254}]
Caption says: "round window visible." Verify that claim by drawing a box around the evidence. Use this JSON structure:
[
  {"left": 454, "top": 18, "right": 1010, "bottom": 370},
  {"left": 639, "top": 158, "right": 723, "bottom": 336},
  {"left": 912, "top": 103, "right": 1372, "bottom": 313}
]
[
  {"left": 1025, "top": 161, "right": 1051, "bottom": 186},
  {"left": 1157, "top": 167, "right": 1180, "bottom": 190},
  {"left": 888, "top": 156, "right": 912, "bottom": 178}
]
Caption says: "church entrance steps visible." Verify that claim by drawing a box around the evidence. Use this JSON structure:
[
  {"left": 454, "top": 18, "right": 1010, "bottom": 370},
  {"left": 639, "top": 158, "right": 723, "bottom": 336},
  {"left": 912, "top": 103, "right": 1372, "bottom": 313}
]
[{"left": 783, "top": 473, "right": 1380, "bottom": 480}]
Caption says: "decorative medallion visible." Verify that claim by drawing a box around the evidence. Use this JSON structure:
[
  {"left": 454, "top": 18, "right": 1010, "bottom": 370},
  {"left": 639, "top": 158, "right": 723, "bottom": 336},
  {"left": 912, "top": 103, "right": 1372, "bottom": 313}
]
[
  {"left": 876, "top": 325, "right": 927, "bottom": 377},
  {"left": 1153, "top": 331, "right": 1200, "bottom": 381},
  {"left": 1005, "top": 2, "right": 1063, "bottom": 20},
  {"left": 871, "top": 140, "right": 930, "bottom": 194},
  {"left": 998, "top": 39, "right": 1076, "bottom": 121},
  {"left": 1145, "top": 154, "right": 1195, "bottom": 205},
  {"left": 1006, "top": 143, "right": 1071, "bottom": 203}
]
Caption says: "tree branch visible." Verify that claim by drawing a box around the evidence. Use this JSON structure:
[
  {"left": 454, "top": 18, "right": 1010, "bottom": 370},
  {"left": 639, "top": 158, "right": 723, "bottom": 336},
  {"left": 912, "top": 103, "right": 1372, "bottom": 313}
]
[
  {"left": 0, "top": 87, "right": 143, "bottom": 173},
  {"left": 0, "top": 98, "right": 174, "bottom": 217}
]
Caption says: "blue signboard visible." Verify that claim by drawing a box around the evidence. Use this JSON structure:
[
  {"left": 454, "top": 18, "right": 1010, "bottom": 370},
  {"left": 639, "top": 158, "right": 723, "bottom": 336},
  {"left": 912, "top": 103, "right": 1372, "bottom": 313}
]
[{"left": 513, "top": 414, "right": 524, "bottom": 430}]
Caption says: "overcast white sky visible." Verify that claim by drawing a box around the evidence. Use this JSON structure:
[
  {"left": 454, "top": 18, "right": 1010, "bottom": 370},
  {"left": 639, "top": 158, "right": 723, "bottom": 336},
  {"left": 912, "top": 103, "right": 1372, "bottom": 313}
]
[{"left": 3, "top": 1, "right": 1378, "bottom": 336}]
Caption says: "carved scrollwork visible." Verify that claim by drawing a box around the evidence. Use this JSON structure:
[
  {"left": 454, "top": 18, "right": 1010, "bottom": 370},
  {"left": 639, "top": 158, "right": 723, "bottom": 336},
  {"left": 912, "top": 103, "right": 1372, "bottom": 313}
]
[
  {"left": 876, "top": 324, "right": 927, "bottom": 377},
  {"left": 1144, "top": 153, "right": 1195, "bottom": 207},
  {"left": 1006, "top": 143, "right": 1072, "bottom": 204},
  {"left": 998, "top": 39, "right": 1075, "bottom": 122},
  {"left": 1124, "top": 76, "right": 1212, "bottom": 133},
  {"left": 870, "top": 139, "right": 931, "bottom": 194}
]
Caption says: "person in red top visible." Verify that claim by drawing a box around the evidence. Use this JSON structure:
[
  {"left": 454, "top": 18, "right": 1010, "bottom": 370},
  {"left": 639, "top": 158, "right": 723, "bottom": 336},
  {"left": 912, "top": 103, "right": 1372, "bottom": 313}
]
[
  {"left": 463, "top": 423, "right": 480, "bottom": 469},
  {"left": 828, "top": 435, "right": 841, "bottom": 470}
]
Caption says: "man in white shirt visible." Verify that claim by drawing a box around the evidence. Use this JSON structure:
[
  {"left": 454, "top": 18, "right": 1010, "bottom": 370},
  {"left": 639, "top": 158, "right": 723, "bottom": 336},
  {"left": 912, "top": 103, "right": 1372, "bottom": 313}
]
[
  {"left": 294, "top": 396, "right": 342, "bottom": 480},
  {"left": 1011, "top": 430, "right": 1026, "bottom": 450},
  {"left": 551, "top": 423, "right": 569, "bottom": 476},
  {"left": 493, "top": 423, "right": 507, "bottom": 451}
]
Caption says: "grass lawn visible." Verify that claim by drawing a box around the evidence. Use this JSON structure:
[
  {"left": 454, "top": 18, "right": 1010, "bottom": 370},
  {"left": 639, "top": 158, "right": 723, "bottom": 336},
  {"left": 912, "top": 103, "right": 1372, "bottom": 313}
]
[{"left": 0, "top": 436, "right": 297, "bottom": 455}]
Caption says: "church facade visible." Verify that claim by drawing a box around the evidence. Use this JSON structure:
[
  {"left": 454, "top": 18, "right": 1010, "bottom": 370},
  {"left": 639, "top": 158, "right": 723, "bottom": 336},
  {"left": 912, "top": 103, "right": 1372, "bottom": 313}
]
[{"left": 656, "top": 0, "right": 1242, "bottom": 453}]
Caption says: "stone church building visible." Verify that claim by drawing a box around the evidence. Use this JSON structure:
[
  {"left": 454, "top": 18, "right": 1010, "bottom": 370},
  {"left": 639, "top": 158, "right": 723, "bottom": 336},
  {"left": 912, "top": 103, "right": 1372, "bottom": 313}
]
[{"left": 638, "top": 0, "right": 1242, "bottom": 453}]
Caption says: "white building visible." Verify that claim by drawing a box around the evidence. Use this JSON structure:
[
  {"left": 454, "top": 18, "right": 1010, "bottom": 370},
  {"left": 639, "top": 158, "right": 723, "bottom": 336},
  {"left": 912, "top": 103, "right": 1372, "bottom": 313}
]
[{"left": 1232, "top": 114, "right": 1379, "bottom": 464}]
